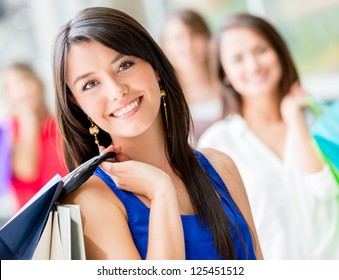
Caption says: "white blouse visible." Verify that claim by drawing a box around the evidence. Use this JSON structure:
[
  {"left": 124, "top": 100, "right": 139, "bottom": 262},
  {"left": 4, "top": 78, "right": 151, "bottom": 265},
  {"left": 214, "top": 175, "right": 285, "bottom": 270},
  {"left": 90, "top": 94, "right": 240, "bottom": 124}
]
[
  {"left": 198, "top": 114, "right": 339, "bottom": 259},
  {"left": 189, "top": 99, "right": 223, "bottom": 141}
]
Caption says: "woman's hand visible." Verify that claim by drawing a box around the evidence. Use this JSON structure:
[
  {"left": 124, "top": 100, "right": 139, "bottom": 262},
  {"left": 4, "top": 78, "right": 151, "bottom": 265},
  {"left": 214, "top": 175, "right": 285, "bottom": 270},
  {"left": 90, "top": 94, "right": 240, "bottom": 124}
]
[
  {"left": 280, "top": 81, "right": 308, "bottom": 125},
  {"left": 280, "top": 83, "right": 325, "bottom": 173},
  {"left": 100, "top": 145, "right": 175, "bottom": 200}
]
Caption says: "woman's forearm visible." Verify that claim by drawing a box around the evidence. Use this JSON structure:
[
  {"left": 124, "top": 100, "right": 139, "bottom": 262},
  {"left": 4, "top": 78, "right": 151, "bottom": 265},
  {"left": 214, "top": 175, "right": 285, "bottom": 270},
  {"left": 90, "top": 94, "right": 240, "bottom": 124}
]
[
  {"left": 146, "top": 187, "right": 185, "bottom": 259},
  {"left": 287, "top": 111, "right": 324, "bottom": 173}
]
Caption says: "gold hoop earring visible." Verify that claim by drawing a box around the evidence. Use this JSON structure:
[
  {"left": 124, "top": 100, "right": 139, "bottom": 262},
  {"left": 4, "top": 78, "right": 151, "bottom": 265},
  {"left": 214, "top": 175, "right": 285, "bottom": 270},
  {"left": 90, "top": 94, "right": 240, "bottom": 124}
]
[
  {"left": 159, "top": 81, "right": 169, "bottom": 130},
  {"left": 88, "top": 117, "right": 100, "bottom": 150}
]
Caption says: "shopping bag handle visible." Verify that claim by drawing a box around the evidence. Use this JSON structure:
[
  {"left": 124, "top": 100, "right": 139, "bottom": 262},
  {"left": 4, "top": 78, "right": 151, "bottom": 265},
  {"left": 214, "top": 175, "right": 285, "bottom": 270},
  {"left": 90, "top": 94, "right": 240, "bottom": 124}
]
[
  {"left": 305, "top": 96, "right": 325, "bottom": 117},
  {"left": 61, "top": 151, "right": 115, "bottom": 196}
]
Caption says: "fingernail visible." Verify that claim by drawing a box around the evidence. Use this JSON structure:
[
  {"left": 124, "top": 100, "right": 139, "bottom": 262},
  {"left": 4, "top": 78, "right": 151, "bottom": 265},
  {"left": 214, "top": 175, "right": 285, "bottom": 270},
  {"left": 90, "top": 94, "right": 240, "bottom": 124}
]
[{"left": 99, "top": 146, "right": 105, "bottom": 154}]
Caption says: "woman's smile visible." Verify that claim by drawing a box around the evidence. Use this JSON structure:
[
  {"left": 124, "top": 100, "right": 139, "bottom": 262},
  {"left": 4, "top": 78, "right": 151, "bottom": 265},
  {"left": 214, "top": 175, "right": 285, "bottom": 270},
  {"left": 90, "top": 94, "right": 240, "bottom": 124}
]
[{"left": 110, "top": 96, "right": 143, "bottom": 119}]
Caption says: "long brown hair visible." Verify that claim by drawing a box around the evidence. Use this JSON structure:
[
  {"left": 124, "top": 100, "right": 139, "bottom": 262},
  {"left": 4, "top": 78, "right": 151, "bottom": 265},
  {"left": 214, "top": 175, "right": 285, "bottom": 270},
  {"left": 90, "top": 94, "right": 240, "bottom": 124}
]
[
  {"left": 164, "top": 8, "right": 211, "bottom": 38},
  {"left": 52, "top": 7, "right": 248, "bottom": 259},
  {"left": 214, "top": 13, "right": 299, "bottom": 110}
]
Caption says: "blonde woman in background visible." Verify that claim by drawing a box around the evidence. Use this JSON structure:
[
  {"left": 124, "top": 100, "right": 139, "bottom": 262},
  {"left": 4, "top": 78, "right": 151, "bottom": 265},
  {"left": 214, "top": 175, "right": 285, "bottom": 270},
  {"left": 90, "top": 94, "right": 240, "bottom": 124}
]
[{"left": 161, "top": 9, "right": 228, "bottom": 142}]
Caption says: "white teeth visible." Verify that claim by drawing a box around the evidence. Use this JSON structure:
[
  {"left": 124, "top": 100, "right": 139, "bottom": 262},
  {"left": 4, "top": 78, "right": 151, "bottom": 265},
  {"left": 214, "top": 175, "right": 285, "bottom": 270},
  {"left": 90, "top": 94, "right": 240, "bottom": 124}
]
[{"left": 114, "top": 99, "right": 139, "bottom": 117}]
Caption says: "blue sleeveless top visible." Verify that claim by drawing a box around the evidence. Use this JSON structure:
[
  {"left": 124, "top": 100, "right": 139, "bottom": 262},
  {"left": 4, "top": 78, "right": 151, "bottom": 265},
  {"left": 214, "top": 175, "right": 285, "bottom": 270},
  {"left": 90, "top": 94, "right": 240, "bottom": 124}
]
[{"left": 93, "top": 150, "right": 256, "bottom": 260}]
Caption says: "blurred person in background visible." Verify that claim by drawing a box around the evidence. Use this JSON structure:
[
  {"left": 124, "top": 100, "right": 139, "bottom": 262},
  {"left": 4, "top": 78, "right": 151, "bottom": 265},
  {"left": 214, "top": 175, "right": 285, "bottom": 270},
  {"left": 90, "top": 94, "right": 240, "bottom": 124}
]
[
  {"left": 161, "top": 9, "right": 228, "bottom": 142},
  {"left": 198, "top": 13, "right": 339, "bottom": 259},
  {"left": 1, "top": 62, "right": 68, "bottom": 210}
]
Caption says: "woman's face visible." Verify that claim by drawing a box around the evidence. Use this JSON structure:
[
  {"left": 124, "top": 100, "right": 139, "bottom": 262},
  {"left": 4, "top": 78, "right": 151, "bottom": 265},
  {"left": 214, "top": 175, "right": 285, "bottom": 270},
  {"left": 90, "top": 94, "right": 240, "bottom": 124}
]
[
  {"left": 2, "top": 68, "right": 44, "bottom": 114},
  {"left": 66, "top": 40, "right": 163, "bottom": 140},
  {"left": 162, "top": 18, "right": 209, "bottom": 69},
  {"left": 219, "top": 27, "right": 282, "bottom": 98}
]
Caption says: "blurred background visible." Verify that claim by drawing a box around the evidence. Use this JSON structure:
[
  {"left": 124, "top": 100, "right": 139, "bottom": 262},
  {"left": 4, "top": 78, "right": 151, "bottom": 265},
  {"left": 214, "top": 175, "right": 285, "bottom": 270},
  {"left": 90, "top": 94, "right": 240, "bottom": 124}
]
[
  {"left": 1, "top": 0, "right": 338, "bottom": 252},
  {"left": 0, "top": 0, "right": 339, "bottom": 118}
]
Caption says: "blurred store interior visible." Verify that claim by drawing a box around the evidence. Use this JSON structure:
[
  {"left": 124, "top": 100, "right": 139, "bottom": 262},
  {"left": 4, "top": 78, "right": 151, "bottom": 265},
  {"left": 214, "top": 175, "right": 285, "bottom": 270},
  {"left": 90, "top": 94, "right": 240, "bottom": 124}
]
[{"left": 0, "top": 0, "right": 338, "bottom": 116}]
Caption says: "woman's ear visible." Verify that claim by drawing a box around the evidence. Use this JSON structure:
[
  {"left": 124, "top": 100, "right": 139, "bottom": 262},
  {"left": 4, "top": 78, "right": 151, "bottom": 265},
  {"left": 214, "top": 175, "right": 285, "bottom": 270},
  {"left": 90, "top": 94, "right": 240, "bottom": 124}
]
[{"left": 155, "top": 71, "right": 161, "bottom": 82}]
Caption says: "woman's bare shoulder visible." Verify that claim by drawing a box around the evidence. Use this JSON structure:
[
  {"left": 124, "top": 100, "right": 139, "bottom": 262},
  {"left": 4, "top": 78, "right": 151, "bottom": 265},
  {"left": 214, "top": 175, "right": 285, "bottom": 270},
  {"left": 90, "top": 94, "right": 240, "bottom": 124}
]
[
  {"left": 59, "top": 174, "right": 141, "bottom": 259},
  {"left": 197, "top": 147, "right": 245, "bottom": 198},
  {"left": 60, "top": 174, "right": 126, "bottom": 217},
  {"left": 197, "top": 147, "right": 238, "bottom": 176}
]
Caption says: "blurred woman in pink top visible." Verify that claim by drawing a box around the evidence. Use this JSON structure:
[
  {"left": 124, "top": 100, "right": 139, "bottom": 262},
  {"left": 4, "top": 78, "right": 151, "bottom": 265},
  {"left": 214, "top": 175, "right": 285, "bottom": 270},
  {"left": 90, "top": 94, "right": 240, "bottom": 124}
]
[{"left": 1, "top": 62, "right": 68, "bottom": 208}]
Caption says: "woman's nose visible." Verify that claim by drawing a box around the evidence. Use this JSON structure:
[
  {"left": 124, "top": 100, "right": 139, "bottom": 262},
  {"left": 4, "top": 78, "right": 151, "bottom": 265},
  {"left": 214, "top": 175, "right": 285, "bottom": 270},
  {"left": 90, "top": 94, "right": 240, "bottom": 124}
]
[
  {"left": 105, "top": 78, "right": 128, "bottom": 102},
  {"left": 245, "top": 55, "right": 260, "bottom": 72},
  {"left": 113, "top": 91, "right": 128, "bottom": 102}
]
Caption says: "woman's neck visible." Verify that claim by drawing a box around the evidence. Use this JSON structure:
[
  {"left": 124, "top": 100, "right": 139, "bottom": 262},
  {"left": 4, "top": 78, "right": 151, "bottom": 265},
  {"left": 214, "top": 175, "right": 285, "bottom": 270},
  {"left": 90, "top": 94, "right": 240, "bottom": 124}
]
[
  {"left": 177, "top": 68, "right": 222, "bottom": 104},
  {"left": 177, "top": 65, "right": 211, "bottom": 88},
  {"left": 241, "top": 94, "right": 282, "bottom": 124},
  {"left": 37, "top": 105, "right": 50, "bottom": 121},
  {"left": 111, "top": 122, "right": 170, "bottom": 171}
]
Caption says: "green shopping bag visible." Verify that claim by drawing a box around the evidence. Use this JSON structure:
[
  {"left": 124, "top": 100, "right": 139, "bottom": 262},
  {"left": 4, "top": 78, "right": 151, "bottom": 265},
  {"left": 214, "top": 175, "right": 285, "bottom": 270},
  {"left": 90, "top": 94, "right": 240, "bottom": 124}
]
[{"left": 307, "top": 97, "right": 339, "bottom": 184}]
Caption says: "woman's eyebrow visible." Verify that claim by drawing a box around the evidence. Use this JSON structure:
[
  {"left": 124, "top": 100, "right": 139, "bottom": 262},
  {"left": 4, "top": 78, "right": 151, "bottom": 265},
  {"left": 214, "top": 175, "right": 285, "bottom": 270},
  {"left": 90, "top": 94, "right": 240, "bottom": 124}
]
[
  {"left": 73, "top": 53, "right": 125, "bottom": 86},
  {"left": 111, "top": 53, "right": 125, "bottom": 65},
  {"left": 73, "top": 54, "right": 126, "bottom": 86},
  {"left": 73, "top": 72, "right": 94, "bottom": 86}
]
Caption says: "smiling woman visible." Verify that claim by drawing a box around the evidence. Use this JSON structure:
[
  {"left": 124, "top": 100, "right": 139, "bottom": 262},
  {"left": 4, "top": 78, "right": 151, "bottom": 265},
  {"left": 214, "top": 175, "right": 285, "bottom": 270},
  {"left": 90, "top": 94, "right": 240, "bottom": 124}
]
[
  {"left": 198, "top": 13, "right": 339, "bottom": 260},
  {"left": 66, "top": 41, "right": 160, "bottom": 139},
  {"left": 52, "top": 7, "right": 262, "bottom": 260}
]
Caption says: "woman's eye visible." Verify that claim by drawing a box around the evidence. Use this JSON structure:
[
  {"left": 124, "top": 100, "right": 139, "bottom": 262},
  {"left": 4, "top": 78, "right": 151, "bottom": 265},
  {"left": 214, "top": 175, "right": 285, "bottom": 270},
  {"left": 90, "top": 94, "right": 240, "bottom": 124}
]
[
  {"left": 255, "top": 45, "right": 267, "bottom": 54},
  {"left": 118, "top": 61, "right": 134, "bottom": 72},
  {"left": 82, "top": 80, "right": 97, "bottom": 91},
  {"left": 231, "top": 55, "right": 242, "bottom": 63}
]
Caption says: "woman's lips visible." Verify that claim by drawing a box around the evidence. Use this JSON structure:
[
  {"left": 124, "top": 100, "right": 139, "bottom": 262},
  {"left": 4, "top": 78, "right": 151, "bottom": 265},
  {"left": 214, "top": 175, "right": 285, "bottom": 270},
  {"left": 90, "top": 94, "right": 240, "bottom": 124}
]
[{"left": 110, "top": 96, "right": 142, "bottom": 118}]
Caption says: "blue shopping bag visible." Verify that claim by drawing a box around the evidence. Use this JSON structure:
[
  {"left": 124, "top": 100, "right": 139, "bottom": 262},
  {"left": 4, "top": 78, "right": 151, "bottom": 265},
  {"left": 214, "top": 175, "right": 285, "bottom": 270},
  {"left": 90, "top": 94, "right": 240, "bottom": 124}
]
[
  {"left": 0, "top": 176, "right": 63, "bottom": 259},
  {"left": 0, "top": 152, "right": 115, "bottom": 260},
  {"left": 308, "top": 97, "right": 339, "bottom": 183}
]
